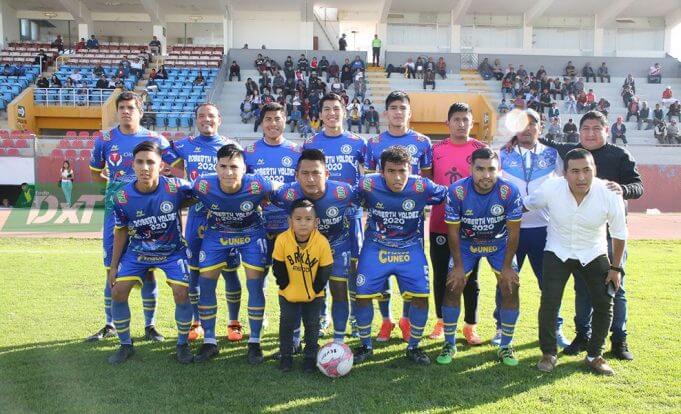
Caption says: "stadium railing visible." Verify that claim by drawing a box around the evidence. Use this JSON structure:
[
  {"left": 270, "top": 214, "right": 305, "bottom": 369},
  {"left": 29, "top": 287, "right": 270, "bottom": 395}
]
[{"left": 33, "top": 88, "right": 114, "bottom": 106}]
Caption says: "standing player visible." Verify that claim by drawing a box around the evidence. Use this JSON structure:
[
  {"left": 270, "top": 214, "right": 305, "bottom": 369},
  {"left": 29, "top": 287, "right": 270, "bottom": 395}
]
[
  {"left": 428, "top": 103, "right": 487, "bottom": 344},
  {"left": 439, "top": 148, "right": 522, "bottom": 367},
  {"left": 172, "top": 103, "right": 244, "bottom": 343},
  {"left": 271, "top": 149, "right": 356, "bottom": 343},
  {"left": 88, "top": 91, "right": 180, "bottom": 342},
  {"left": 364, "top": 90, "right": 433, "bottom": 342},
  {"left": 353, "top": 146, "right": 447, "bottom": 365},
  {"left": 191, "top": 144, "right": 274, "bottom": 364},
  {"left": 303, "top": 93, "right": 366, "bottom": 336},
  {"left": 107, "top": 141, "right": 195, "bottom": 364}
]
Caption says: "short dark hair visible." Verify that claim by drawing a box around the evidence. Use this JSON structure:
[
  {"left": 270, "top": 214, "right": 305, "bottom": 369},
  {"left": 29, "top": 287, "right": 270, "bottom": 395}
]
[
  {"left": 564, "top": 148, "right": 594, "bottom": 171},
  {"left": 471, "top": 147, "right": 499, "bottom": 165},
  {"left": 579, "top": 110, "right": 608, "bottom": 129},
  {"left": 447, "top": 102, "right": 472, "bottom": 120},
  {"left": 380, "top": 145, "right": 411, "bottom": 169},
  {"left": 385, "top": 90, "right": 410, "bottom": 110},
  {"left": 260, "top": 102, "right": 285, "bottom": 120},
  {"left": 217, "top": 143, "right": 244, "bottom": 161},
  {"left": 194, "top": 102, "right": 220, "bottom": 117},
  {"left": 289, "top": 198, "right": 316, "bottom": 216},
  {"left": 297, "top": 149, "right": 326, "bottom": 170},
  {"left": 116, "top": 91, "right": 142, "bottom": 111},
  {"left": 319, "top": 93, "right": 344, "bottom": 112},
  {"left": 133, "top": 140, "right": 162, "bottom": 158}
]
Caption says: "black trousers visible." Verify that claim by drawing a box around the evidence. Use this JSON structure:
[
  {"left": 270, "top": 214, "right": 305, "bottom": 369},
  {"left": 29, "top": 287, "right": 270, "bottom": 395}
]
[
  {"left": 430, "top": 232, "right": 480, "bottom": 324},
  {"left": 372, "top": 47, "right": 380, "bottom": 65},
  {"left": 279, "top": 296, "right": 322, "bottom": 359},
  {"left": 539, "top": 252, "right": 613, "bottom": 357}
]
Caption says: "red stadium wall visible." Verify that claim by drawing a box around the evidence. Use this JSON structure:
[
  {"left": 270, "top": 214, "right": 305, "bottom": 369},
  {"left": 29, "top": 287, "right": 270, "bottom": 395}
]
[{"left": 629, "top": 165, "right": 681, "bottom": 213}]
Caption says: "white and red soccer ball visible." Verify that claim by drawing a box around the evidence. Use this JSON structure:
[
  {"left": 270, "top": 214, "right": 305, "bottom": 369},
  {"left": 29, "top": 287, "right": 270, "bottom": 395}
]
[{"left": 316, "top": 342, "right": 353, "bottom": 378}]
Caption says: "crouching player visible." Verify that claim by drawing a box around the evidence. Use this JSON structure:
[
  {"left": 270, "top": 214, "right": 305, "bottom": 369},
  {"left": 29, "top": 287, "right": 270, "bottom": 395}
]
[
  {"left": 439, "top": 148, "right": 522, "bottom": 366},
  {"left": 107, "top": 141, "right": 196, "bottom": 365},
  {"left": 273, "top": 199, "right": 333, "bottom": 373},
  {"left": 353, "top": 146, "right": 447, "bottom": 365}
]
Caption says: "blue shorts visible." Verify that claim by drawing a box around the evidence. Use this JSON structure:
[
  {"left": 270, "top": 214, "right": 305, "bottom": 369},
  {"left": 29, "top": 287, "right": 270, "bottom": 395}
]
[
  {"left": 116, "top": 250, "right": 190, "bottom": 287},
  {"left": 199, "top": 229, "right": 268, "bottom": 273},
  {"left": 103, "top": 212, "right": 114, "bottom": 268},
  {"left": 356, "top": 240, "right": 429, "bottom": 299},
  {"left": 186, "top": 208, "right": 240, "bottom": 271},
  {"left": 329, "top": 236, "right": 352, "bottom": 282},
  {"left": 450, "top": 240, "right": 518, "bottom": 275}
]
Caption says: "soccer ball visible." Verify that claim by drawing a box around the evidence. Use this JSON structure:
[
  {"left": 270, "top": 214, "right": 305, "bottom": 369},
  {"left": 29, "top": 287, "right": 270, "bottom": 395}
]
[{"left": 316, "top": 342, "right": 353, "bottom": 378}]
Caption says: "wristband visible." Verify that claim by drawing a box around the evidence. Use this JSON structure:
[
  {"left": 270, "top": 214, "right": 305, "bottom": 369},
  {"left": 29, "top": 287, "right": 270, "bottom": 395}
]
[{"left": 609, "top": 265, "right": 623, "bottom": 273}]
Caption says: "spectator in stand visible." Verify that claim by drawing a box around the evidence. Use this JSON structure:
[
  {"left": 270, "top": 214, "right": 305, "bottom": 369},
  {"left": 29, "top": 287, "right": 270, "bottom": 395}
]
[
  {"left": 341, "top": 65, "right": 353, "bottom": 90},
  {"left": 1, "top": 199, "right": 11, "bottom": 208},
  {"left": 329, "top": 77, "right": 343, "bottom": 94},
  {"left": 141, "top": 101, "right": 155, "bottom": 129},
  {"left": 130, "top": 58, "right": 144, "bottom": 79},
  {"left": 351, "top": 55, "right": 365, "bottom": 73},
  {"left": 638, "top": 101, "right": 652, "bottom": 130},
  {"left": 423, "top": 68, "right": 436, "bottom": 90},
  {"left": 425, "top": 56, "right": 435, "bottom": 72},
  {"left": 546, "top": 117, "right": 563, "bottom": 142},
  {"left": 505, "top": 64, "right": 517, "bottom": 81},
  {"left": 309, "top": 115, "right": 321, "bottom": 133},
  {"left": 661, "top": 87, "right": 675, "bottom": 107},
  {"left": 310, "top": 57, "right": 318, "bottom": 75},
  {"left": 95, "top": 74, "right": 108, "bottom": 89},
  {"left": 353, "top": 72, "right": 366, "bottom": 98},
  {"left": 114, "top": 64, "right": 126, "bottom": 80},
  {"left": 648, "top": 63, "right": 662, "bottom": 84},
  {"left": 297, "top": 54, "right": 310, "bottom": 77},
  {"left": 611, "top": 116, "right": 627, "bottom": 145},
  {"left": 93, "top": 63, "right": 105, "bottom": 77},
  {"left": 149, "top": 36, "right": 161, "bottom": 55},
  {"left": 360, "top": 98, "right": 372, "bottom": 125},
  {"left": 245, "top": 77, "right": 258, "bottom": 96},
  {"left": 106, "top": 76, "right": 117, "bottom": 89},
  {"left": 193, "top": 72, "right": 205, "bottom": 86},
  {"left": 364, "top": 105, "right": 380, "bottom": 134},
  {"left": 498, "top": 99, "right": 511, "bottom": 114},
  {"left": 585, "top": 89, "right": 596, "bottom": 111},
  {"left": 653, "top": 103, "right": 665, "bottom": 126},
  {"left": 621, "top": 85, "right": 634, "bottom": 107},
  {"left": 565, "top": 60, "right": 577, "bottom": 77},
  {"left": 667, "top": 120, "right": 680, "bottom": 143},
  {"left": 668, "top": 101, "right": 681, "bottom": 122},
  {"left": 402, "top": 57, "right": 415, "bottom": 79},
  {"left": 69, "top": 69, "right": 83, "bottom": 84},
  {"left": 228, "top": 61, "right": 241, "bottom": 82},
  {"left": 259, "top": 73, "right": 271, "bottom": 94},
  {"left": 145, "top": 76, "right": 158, "bottom": 92},
  {"left": 36, "top": 76, "right": 49, "bottom": 88},
  {"left": 625, "top": 98, "right": 640, "bottom": 123},
  {"left": 75, "top": 37, "right": 86, "bottom": 51},
  {"left": 414, "top": 56, "right": 425, "bottom": 79},
  {"left": 536, "top": 65, "right": 547, "bottom": 80},
  {"left": 86, "top": 34, "right": 99, "bottom": 49},
  {"left": 513, "top": 94, "right": 526, "bottom": 110},
  {"left": 573, "top": 77, "right": 585, "bottom": 95},
  {"left": 492, "top": 59, "right": 504, "bottom": 80},
  {"left": 548, "top": 102, "right": 560, "bottom": 121},
  {"left": 346, "top": 98, "right": 362, "bottom": 133},
  {"left": 33, "top": 49, "right": 48, "bottom": 70},
  {"left": 623, "top": 74, "right": 636, "bottom": 93},
  {"left": 501, "top": 76, "right": 514, "bottom": 100},
  {"left": 156, "top": 65, "right": 168, "bottom": 80},
  {"left": 516, "top": 64, "right": 528, "bottom": 79},
  {"left": 582, "top": 62, "right": 596, "bottom": 83},
  {"left": 597, "top": 97, "right": 610, "bottom": 118},
  {"left": 339, "top": 33, "right": 347, "bottom": 51},
  {"left": 598, "top": 62, "right": 610, "bottom": 83},
  {"left": 654, "top": 120, "right": 667, "bottom": 144},
  {"left": 437, "top": 57, "right": 447, "bottom": 79},
  {"left": 327, "top": 60, "right": 339, "bottom": 83},
  {"left": 576, "top": 91, "right": 588, "bottom": 113},
  {"left": 15, "top": 183, "right": 35, "bottom": 208},
  {"left": 318, "top": 56, "right": 329, "bottom": 77},
  {"left": 478, "top": 58, "right": 493, "bottom": 80},
  {"left": 272, "top": 71, "right": 286, "bottom": 93},
  {"left": 288, "top": 106, "right": 302, "bottom": 132},
  {"left": 298, "top": 114, "right": 313, "bottom": 138},
  {"left": 539, "top": 88, "right": 552, "bottom": 113},
  {"left": 563, "top": 118, "right": 578, "bottom": 143},
  {"left": 51, "top": 34, "right": 64, "bottom": 53}
]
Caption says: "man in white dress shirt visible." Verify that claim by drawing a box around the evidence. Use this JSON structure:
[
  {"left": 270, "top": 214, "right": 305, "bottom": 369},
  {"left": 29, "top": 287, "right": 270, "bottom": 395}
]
[{"left": 524, "top": 148, "right": 626, "bottom": 376}]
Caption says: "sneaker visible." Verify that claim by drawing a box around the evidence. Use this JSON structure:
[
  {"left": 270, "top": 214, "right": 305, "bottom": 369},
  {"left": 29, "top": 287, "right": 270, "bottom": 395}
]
[
  {"left": 302, "top": 357, "right": 316, "bottom": 373},
  {"left": 175, "top": 343, "right": 194, "bottom": 364},
  {"left": 376, "top": 319, "right": 395, "bottom": 342},
  {"left": 491, "top": 329, "right": 502, "bottom": 346},
  {"left": 398, "top": 317, "right": 411, "bottom": 342},
  {"left": 406, "top": 347, "right": 431, "bottom": 365},
  {"left": 353, "top": 345, "right": 373, "bottom": 363},
  {"left": 610, "top": 340, "right": 634, "bottom": 361},
  {"left": 463, "top": 323, "right": 483, "bottom": 346},
  {"left": 194, "top": 343, "right": 219, "bottom": 363},
  {"left": 188, "top": 322, "right": 203, "bottom": 342},
  {"left": 247, "top": 342, "right": 264, "bottom": 365},
  {"left": 436, "top": 342, "right": 457, "bottom": 365},
  {"left": 108, "top": 344, "right": 135, "bottom": 365},
  {"left": 498, "top": 346, "right": 519, "bottom": 367},
  {"left": 279, "top": 356, "right": 293, "bottom": 372},
  {"left": 350, "top": 318, "right": 359, "bottom": 338},
  {"left": 556, "top": 329, "right": 570, "bottom": 349},
  {"left": 537, "top": 354, "right": 557, "bottom": 372},
  {"left": 144, "top": 325, "right": 165, "bottom": 342},
  {"left": 428, "top": 320, "right": 444, "bottom": 340},
  {"left": 87, "top": 325, "right": 116, "bottom": 342},
  {"left": 563, "top": 334, "right": 590, "bottom": 356},
  {"left": 585, "top": 356, "right": 615, "bottom": 376},
  {"left": 227, "top": 322, "right": 243, "bottom": 342}
]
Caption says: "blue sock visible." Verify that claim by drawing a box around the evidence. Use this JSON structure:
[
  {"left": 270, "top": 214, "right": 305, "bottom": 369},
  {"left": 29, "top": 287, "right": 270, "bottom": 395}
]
[
  {"left": 348, "top": 274, "right": 357, "bottom": 320},
  {"left": 222, "top": 270, "right": 241, "bottom": 322},
  {"left": 355, "top": 304, "right": 373, "bottom": 348},
  {"left": 188, "top": 270, "right": 200, "bottom": 322},
  {"left": 378, "top": 292, "right": 391, "bottom": 320},
  {"left": 402, "top": 298, "right": 412, "bottom": 319},
  {"left": 246, "top": 278, "right": 265, "bottom": 343},
  {"left": 141, "top": 275, "right": 158, "bottom": 327},
  {"left": 407, "top": 304, "right": 428, "bottom": 349},
  {"left": 198, "top": 277, "right": 218, "bottom": 344},
  {"left": 332, "top": 300, "right": 349, "bottom": 342},
  {"left": 103, "top": 281, "right": 113, "bottom": 326},
  {"left": 175, "top": 301, "right": 193, "bottom": 345},
  {"left": 442, "top": 306, "right": 461, "bottom": 346},
  {"left": 500, "top": 308, "right": 520, "bottom": 348},
  {"left": 112, "top": 300, "right": 132, "bottom": 345}
]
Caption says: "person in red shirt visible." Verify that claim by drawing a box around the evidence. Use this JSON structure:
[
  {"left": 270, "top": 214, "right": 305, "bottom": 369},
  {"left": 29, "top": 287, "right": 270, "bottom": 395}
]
[
  {"left": 585, "top": 89, "right": 596, "bottom": 111},
  {"left": 428, "top": 102, "right": 488, "bottom": 343}
]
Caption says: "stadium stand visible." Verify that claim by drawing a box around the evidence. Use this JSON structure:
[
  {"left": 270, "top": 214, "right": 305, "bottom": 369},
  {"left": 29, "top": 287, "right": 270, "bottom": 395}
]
[
  {"left": 0, "top": 64, "right": 41, "bottom": 110},
  {"left": 165, "top": 45, "right": 224, "bottom": 68}
]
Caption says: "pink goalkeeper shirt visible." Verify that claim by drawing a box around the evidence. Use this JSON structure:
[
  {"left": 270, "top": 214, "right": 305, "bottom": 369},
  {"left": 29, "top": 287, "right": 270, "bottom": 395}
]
[{"left": 429, "top": 137, "right": 488, "bottom": 234}]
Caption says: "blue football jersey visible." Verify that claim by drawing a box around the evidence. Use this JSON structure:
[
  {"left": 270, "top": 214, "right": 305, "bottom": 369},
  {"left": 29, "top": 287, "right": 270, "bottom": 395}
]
[
  {"left": 172, "top": 134, "right": 239, "bottom": 181},
  {"left": 303, "top": 131, "right": 366, "bottom": 187},
  {"left": 365, "top": 129, "right": 433, "bottom": 174},
  {"left": 270, "top": 180, "right": 356, "bottom": 245},
  {"left": 444, "top": 177, "right": 523, "bottom": 244},
  {"left": 243, "top": 138, "right": 301, "bottom": 233},
  {"left": 358, "top": 173, "right": 447, "bottom": 248},
  {"left": 112, "top": 176, "right": 192, "bottom": 257},
  {"left": 191, "top": 173, "right": 272, "bottom": 234}
]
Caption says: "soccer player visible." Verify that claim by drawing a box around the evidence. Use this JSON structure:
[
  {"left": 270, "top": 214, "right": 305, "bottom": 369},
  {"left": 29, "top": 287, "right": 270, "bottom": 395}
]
[
  {"left": 303, "top": 93, "right": 366, "bottom": 336},
  {"left": 88, "top": 91, "right": 180, "bottom": 342},
  {"left": 439, "top": 148, "right": 522, "bottom": 366},
  {"left": 271, "top": 149, "right": 356, "bottom": 343},
  {"left": 428, "top": 102, "right": 487, "bottom": 343},
  {"left": 172, "top": 103, "right": 244, "bottom": 342},
  {"left": 364, "top": 90, "right": 433, "bottom": 343},
  {"left": 353, "top": 146, "right": 447, "bottom": 365},
  {"left": 498, "top": 108, "right": 569, "bottom": 348},
  {"left": 191, "top": 144, "right": 274, "bottom": 364},
  {"left": 107, "top": 141, "right": 195, "bottom": 364}
]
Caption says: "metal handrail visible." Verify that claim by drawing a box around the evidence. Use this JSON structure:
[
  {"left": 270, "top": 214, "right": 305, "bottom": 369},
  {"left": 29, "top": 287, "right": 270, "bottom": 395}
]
[
  {"left": 33, "top": 87, "right": 112, "bottom": 106},
  {"left": 207, "top": 55, "right": 228, "bottom": 103}
]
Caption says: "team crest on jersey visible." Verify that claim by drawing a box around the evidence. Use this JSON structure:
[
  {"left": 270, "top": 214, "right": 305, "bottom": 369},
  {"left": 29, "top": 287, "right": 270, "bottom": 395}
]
[
  {"left": 335, "top": 186, "right": 347, "bottom": 200},
  {"left": 102, "top": 130, "right": 112, "bottom": 141},
  {"left": 240, "top": 201, "right": 254, "bottom": 212},
  {"left": 116, "top": 190, "right": 128, "bottom": 204},
  {"left": 362, "top": 177, "right": 374, "bottom": 192},
  {"left": 108, "top": 152, "right": 122, "bottom": 167},
  {"left": 165, "top": 179, "right": 178, "bottom": 194},
  {"left": 136, "top": 210, "right": 144, "bottom": 217},
  {"left": 407, "top": 144, "right": 418, "bottom": 155},
  {"left": 326, "top": 206, "right": 339, "bottom": 218},
  {"left": 499, "top": 184, "right": 511, "bottom": 200},
  {"left": 340, "top": 144, "right": 352, "bottom": 155},
  {"left": 160, "top": 201, "right": 174, "bottom": 214},
  {"left": 490, "top": 204, "right": 504, "bottom": 216},
  {"left": 190, "top": 170, "right": 200, "bottom": 181},
  {"left": 402, "top": 199, "right": 416, "bottom": 211},
  {"left": 436, "top": 235, "right": 447, "bottom": 245},
  {"left": 245, "top": 144, "right": 256, "bottom": 153},
  {"left": 281, "top": 156, "right": 293, "bottom": 167},
  {"left": 197, "top": 179, "right": 209, "bottom": 194},
  {"left": 356, "top": 274, "right": 366, "bottom": 287},
  {"left": 464, "top": 209, "right": 474, "bottom": 216},
  {"left": 413, "top": 179, "right": 425, "bottom": 193},
  {"left": 284, "top": 188, "right": 299, "bottom": 201},
  {"left": 455, "top": 186, "right": 465, "bottom": 200},
  {"left": 249, "top": 181, "right": 262, "bottom": 195},
  {"left": 537, "top": 158, "right": 548, "bottom": 169}
]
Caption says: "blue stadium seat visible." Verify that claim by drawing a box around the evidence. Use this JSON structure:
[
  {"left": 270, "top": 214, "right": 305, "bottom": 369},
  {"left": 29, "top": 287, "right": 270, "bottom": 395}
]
[
  {"left": 167, "top": 115, "right": 179, "bottom": 129},
  {"left": 156, "top": 114, "right": 167, "bottom": 129}
]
